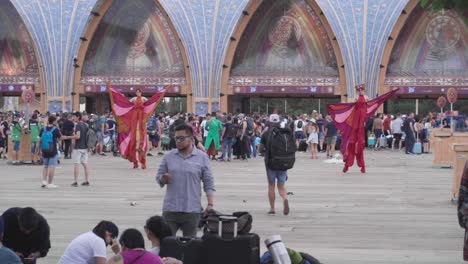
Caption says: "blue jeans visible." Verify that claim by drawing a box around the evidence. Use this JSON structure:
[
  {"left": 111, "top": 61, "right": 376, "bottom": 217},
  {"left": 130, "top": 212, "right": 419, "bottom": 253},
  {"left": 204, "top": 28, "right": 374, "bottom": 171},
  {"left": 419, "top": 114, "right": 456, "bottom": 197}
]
[
  {"left": 221, "top": 137, "right": 234, "bottom": 159},
  {"left": 250, "top": 136, "right": 257, "bottom": 158}
]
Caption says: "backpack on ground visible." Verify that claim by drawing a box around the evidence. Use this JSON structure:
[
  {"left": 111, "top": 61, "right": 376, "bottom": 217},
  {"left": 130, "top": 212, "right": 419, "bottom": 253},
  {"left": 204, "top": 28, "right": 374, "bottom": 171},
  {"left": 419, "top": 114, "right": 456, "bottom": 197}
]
[
  {"left": 246, "top": 117, "right": 254, "bottom": 135},
  {"left": 365, "top": 117, "right": 374, "bottom": 131},
  {"left": 86, "top": 128, "right": 97, "bottom": 149},
  {"left": 225, "top": 124, "right": 238, "bottom": 138},
  {"left": 297, "top": 120, "right": 303, "bottom": 129},
  {"left": 41, "top": 127, "right": 56, "bottom": 156},
  {"left": 267, "top": 127, "right": 296, "bottom": 171}
]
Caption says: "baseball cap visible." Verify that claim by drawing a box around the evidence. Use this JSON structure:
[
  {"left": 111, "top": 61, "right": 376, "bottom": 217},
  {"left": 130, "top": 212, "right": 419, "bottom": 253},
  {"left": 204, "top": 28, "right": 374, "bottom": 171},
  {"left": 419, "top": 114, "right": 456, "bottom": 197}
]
[{"left": 269, "top": 114, "right": 280, "bottom": 123}]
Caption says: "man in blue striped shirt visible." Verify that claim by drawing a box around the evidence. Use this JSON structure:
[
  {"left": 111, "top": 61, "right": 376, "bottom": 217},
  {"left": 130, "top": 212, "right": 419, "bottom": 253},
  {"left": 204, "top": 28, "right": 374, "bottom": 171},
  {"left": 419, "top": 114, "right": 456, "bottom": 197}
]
[{"left": 156, "top": 124, "right": 215, "bottom": 237}]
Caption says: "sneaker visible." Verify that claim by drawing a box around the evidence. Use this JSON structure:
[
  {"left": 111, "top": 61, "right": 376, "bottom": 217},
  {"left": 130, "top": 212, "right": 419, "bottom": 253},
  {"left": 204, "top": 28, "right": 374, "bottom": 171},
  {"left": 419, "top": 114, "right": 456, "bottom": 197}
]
[
  {"left": 99, "top": 153, "right": 106, "bottom": 156},
  {"left": 81, "top": 181, "right": 90, "bottom": 186},
  {"left": 41, "top": 181, "right": 47, "bottom": 188},
  {"left": 268, "top": 209, "right": 276, "bottom": 215},
  {"left": 157, "top": 152, "right": 164, "bottom": 156},
  {"left": 71, "top": 182, "right": 78, "bottom": 187},
  {"left": 147, "top": 153, "right": 153, "bottom": 157},
  {"left": 46, "top": 184, "right": 58, "bottom": 189}
]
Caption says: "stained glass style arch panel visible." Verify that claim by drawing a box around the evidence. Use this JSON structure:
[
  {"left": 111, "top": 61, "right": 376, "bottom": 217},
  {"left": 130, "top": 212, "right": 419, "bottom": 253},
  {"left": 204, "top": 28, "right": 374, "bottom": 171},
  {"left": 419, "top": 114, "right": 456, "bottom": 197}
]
[
  {"left": 387, "top": 6, "right": 468, "bottom": 79},
  {"left": 0, "top": 0, "right": 39, "bottom": 82},
  {"left": 81, "top": 0, "right": 186, "bottom": 86},
  {"left": 230, "top": 0, "right": 338, "bottom": 86}
]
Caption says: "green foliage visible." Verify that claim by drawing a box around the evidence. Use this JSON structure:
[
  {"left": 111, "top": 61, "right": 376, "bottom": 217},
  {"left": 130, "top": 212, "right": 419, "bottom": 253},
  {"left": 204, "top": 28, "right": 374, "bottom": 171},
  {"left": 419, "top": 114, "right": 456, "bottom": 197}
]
[
  {"left": 386, "top": 98, "right": 468, "bottom": 116},
  {"left": 249, "top": 97, "right": 340, "bottom": 115},
  {"left": 420, "top": 0, "right": 468, "bottom": 17}
]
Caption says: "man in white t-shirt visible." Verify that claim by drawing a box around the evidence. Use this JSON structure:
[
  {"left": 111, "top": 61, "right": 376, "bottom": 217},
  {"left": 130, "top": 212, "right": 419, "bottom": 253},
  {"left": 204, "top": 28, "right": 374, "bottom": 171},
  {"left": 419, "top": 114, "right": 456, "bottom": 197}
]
[
  {"left": 391, "top": 114, "right": 404, "bottom": 150},
  {"left": 200, "top": 113, "right": 210, "bottom": 145},
  {"left": 58, "top": 221, "right": 120, "bottom": 264},
  {"left": 293, "top": 115, "right": 307, "bottom": 147}
]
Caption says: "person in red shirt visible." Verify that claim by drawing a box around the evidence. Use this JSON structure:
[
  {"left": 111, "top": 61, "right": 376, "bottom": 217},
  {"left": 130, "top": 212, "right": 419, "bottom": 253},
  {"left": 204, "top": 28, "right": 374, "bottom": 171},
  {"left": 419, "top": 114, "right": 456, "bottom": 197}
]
[{"left": 383, "top": 114, "right": 391, "bottom": 136}]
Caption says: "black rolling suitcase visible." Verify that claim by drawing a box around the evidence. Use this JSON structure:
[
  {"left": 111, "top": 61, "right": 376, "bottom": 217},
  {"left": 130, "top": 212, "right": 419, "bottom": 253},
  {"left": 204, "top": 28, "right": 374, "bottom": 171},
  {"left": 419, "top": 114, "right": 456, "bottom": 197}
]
[
  {"left": 202, "top": 215, "right": 260, "bottom": 264},
  {"left": 159, "top": 236, "right": 204, "bottom": 264}
]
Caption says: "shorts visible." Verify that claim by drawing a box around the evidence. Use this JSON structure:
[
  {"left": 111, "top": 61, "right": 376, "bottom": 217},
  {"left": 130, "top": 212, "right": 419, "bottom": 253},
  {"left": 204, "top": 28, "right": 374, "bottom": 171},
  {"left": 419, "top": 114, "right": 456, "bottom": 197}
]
[
  {"left": 318, "top": 132, "right": 324, "bottom": 140},
  {"left": 393, "top": 133, "right": 402, "bottom": 141},
  {"left": 294, "top": 131, "right": 305, "bottom": 140},
  {"left": 325, "top": 136, "right": 337, "bottom": 145},
  {"left": 374, "top": 129, "right": 383, "bottom": 139},
  {"left": 73, "top": 149, "right": 88, "bottom": 164},
  {"left": 42, "top": 155, "right": 58, "bottom": 168},
  {"left": 13, "top": 141, "right": 20, "bottom": 152},
  {"left": 96, "top": 131, "right": 104, "bottom": 142},
  {"left": 266, "top": 166, "right": 288, "bottom": 184}
]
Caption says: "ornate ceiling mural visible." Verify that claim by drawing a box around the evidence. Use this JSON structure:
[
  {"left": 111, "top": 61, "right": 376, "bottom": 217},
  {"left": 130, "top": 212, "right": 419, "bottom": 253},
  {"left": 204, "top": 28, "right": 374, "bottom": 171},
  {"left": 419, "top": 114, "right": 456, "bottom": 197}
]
[
  {"left": 11, "top": 0, "right": 97, "bottom": 99},
  {"left": 8, "top": 0, "right": 450, "bottom": 111},
  {"left": 387, "top": 6, "right": 468, "bottom": 78},
  {"left": 82, "top": 0, "right": 186, "bottom": 86},
  {"left": 0, "top": 0, "right": 38, "bottom": 83},
  {"left": 159, "top": 0, "right": 250, "bottom": 101},
  {"left": 231, "top": 0, "right": 338, "bottom": 83},
  {"left": 317, "top": 0, "right": 408, "bottom": 98}
]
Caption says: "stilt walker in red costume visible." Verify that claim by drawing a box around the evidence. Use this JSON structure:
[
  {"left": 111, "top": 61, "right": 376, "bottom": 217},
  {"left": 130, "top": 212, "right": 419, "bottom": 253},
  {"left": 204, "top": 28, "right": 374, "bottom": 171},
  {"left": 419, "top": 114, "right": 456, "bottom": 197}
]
[
  {"left": 327, "top": 84, "right": 398, "bottom": 173},
  {"left": 108, "top": 83, "right": 167, "bottom": 169}
]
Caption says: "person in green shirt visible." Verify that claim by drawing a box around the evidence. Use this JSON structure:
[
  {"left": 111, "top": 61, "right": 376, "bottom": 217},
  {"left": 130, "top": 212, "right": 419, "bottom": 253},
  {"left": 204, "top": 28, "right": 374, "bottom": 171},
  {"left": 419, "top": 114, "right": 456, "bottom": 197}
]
[
  {"left": 29, "top": 114, "right": 42, "bottom": 164},
  {"left": 10, "top": 115, "right": 23, "bottom": 164},
  {"left": 204, "top": 112, "right": 223, "bottom": 160}
]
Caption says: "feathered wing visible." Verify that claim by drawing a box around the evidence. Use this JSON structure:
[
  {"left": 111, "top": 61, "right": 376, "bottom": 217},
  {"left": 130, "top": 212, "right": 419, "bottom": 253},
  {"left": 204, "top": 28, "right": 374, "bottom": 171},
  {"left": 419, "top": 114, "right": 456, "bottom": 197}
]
[
  {"left": 108, "top": 83, "right": 168, "bottom": 159},
  {"left": 366, "top": 88, "right": 399, "bottom": 119},
  {"left": 107, "top": 83, "right": 134, "bottom": 133},
  {"left": 327, "top": 102, "right": 357, "bottom": 155},
  {"left": 142, "top": 87, "right": 168, "bottom": 123}
]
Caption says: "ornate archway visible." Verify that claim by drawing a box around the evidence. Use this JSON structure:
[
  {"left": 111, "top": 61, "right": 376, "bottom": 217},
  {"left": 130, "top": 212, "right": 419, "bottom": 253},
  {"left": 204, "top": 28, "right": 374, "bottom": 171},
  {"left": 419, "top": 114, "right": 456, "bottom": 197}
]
[
  {"left": 0, "top": 0, "right": 43, "bottom": 111},
  {"left": 221, "top": 0, "right": 346, "bottom": 113},
  {"left": 379, "top": 0, "right": 468, "bottom": 99},
  {"left": 73, "top": 0, "right": 191, "bottom": 113}
]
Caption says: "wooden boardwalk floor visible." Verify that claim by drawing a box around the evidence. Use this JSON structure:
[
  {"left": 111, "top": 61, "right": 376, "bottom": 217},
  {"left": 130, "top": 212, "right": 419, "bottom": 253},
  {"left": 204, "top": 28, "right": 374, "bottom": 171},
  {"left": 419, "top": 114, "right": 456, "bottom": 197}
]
[{"left": 0, "top": 149, "right": 464, "bottom": 263}]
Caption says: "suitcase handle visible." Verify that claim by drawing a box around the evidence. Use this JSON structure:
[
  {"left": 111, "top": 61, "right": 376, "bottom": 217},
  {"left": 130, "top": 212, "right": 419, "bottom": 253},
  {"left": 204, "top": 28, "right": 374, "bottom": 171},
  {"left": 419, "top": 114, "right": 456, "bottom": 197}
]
[
  {"left": 176, "top": 237, "right": 194, "bottom": 245},
  {"left": 218, "top": 216, "right": 238, "bottom": 237}
]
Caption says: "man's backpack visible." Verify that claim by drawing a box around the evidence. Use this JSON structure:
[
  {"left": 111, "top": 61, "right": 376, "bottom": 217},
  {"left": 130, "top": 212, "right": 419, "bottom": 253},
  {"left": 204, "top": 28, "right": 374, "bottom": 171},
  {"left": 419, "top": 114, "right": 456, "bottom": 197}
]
[
  {"left": 41, "top": 127, "right": 56, "bottom": 156},
  {"left": 246, "top": 117, "right": 254, "bottom": 135},
  {"left": 225, "top": 124, "right": 238, "bottom": 138},
  {"left": 267, "top": 127, "right": 296, "bottom": 170},
  {"left": 297, "top": 120, "right": 303, "bottom": 129},
  {"left": 88, "top": 119, "right": 98, "bottom": 132}
]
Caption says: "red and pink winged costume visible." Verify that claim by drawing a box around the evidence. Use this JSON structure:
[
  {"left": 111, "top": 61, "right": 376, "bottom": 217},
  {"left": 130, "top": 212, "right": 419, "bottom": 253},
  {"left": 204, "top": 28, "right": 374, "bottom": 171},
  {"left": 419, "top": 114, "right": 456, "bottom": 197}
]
[
  {"left": 108, "top": 84, "right": 167, "bottom": 165},
  {"left": 327, "top": 88, "right": 398, "bottom": 172}
]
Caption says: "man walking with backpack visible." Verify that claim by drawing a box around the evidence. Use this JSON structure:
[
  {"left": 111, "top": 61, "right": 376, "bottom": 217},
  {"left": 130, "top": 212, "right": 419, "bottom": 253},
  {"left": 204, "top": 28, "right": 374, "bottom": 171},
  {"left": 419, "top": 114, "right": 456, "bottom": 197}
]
[
  {"left": 39, "top": 115, "right": 63, "bottom": 188},
  {"left": 258, "top": 114, "right": 296, "bottom": 216}
]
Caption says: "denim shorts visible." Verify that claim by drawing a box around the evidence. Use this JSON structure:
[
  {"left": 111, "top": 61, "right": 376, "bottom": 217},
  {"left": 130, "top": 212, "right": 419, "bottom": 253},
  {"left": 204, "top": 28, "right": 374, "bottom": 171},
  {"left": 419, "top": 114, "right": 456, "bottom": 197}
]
[
  {"left": 13, "top": 141, "right": 20, "bottom": 151},
  {"left": 43, "top": 155, "right": 58, "bottom": 168},
  {"left": 96, "top": 131, "right": 104, "bottom": 142},
  {"left": 266, "top": 166, "right": 288, "bottom": 184}
]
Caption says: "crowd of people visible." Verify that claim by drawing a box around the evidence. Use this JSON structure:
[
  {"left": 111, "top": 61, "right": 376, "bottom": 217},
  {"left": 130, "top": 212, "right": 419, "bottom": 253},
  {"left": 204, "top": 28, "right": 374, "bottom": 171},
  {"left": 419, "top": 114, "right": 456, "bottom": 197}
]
[
  {"left": 0, "top": 107, "right": 467, "bottom": 263},
  {"left": 1, "top": 109, "right": 467, "bottom": 167},
  {"left": 0, "top": 207, "right": 183, "bottom": 264}
]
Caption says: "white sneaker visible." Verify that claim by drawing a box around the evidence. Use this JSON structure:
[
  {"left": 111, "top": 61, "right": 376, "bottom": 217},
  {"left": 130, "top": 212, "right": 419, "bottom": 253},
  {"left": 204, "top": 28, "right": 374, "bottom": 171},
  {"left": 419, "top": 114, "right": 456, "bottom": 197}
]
[
  {"left": 41, "top": 181, "right": 47, "bottom": 188},
  {"left": 46, "top": 184, "right": 58, "bottom": 189}
]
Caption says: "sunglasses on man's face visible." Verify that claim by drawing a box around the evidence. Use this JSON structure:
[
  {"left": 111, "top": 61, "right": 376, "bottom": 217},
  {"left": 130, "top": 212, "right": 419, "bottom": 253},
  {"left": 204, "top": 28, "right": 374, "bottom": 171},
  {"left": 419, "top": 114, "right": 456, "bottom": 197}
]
[{"left": 175, "top": 136, "right": 191, "bottom": 142}]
